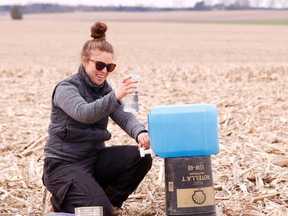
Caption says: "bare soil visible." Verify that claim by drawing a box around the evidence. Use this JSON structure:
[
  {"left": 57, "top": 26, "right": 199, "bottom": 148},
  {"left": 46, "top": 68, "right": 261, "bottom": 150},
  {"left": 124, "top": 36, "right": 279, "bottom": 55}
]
[{"left": 0, "top": 11, "right": 288, "bottom": 215}]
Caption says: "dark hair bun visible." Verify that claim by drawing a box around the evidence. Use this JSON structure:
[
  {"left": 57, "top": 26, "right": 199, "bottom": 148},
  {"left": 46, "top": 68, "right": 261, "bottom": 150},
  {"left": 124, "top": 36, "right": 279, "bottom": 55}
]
[{"left": 91, "top": 22, "right": 107, "bottom": 40}]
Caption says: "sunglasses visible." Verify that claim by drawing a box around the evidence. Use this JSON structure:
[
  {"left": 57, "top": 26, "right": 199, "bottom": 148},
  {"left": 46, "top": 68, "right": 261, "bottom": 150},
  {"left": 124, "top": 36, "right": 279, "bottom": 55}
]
[{"left": 89, "top": 59, "right": 116, "bottom": 72}]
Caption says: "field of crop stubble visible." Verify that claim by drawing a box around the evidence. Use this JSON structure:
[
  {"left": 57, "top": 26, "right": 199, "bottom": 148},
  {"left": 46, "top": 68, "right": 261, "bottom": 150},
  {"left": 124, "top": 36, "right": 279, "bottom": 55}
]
[{"left": 0, "top": 10, "right": 288, "bottom": 215}]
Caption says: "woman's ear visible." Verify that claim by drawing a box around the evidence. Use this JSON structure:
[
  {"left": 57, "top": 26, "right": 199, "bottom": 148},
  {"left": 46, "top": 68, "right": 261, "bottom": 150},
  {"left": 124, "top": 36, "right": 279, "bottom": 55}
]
[{"left": 81, "top": 56, "right": 88, "bottom": 67}]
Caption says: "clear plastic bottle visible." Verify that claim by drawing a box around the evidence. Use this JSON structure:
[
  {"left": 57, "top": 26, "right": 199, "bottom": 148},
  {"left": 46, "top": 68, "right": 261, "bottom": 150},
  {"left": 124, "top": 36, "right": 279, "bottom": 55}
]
[{"left": 124, "top": 71, "right": 140, "bottom": 112}]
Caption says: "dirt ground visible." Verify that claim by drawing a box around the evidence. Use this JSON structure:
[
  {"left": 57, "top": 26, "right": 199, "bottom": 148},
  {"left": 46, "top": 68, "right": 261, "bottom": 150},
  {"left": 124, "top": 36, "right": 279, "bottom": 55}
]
[
  {"left": 2, "top": 9, "right": 288, "bottom": 21},
  {"left": 0, "top": 10, "right": 288, "bottom": 215}
]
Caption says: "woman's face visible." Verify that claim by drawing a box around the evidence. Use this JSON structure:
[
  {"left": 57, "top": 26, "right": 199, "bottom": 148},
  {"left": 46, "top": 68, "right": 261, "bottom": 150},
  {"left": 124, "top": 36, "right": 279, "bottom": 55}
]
[{"left": 82, "top": 49, "right": 114, "bottom": 86}]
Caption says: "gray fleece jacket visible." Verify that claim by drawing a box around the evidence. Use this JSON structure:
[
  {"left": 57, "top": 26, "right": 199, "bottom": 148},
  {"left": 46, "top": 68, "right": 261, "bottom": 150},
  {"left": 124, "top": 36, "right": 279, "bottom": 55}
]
[{"left": 44, "top": 66, "right": 147, "bottom": 162}]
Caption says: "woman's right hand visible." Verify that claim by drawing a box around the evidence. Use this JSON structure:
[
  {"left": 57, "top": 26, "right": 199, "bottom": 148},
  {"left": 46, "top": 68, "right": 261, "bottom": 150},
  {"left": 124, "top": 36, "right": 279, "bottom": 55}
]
[{"left": 114, "top": 76, "right": 138, "bottom": 101}]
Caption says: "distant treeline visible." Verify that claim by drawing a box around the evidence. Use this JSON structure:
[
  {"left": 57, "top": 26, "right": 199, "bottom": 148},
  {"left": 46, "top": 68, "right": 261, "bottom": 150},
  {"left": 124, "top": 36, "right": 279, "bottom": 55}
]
[{"left": 0, "top": 2, "right": 286, "bottom": 14}]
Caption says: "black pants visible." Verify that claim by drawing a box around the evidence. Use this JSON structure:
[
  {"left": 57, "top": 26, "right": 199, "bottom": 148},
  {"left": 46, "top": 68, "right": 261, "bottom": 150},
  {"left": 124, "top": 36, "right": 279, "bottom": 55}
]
[{"left": 43, "top": 146, "right": 152, "bottom": 216}]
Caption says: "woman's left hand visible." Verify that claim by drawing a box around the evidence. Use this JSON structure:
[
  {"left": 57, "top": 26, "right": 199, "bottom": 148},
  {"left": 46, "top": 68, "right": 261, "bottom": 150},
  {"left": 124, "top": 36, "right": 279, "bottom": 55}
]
[{"left": 137, "top": 132, "right": 150, "bottom": 150}]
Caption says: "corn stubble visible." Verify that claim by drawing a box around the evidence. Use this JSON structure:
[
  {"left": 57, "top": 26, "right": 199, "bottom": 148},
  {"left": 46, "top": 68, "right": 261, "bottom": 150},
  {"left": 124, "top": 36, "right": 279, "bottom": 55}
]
[{"left": 0, "top": 11, "right": 288, "bottom": 215}]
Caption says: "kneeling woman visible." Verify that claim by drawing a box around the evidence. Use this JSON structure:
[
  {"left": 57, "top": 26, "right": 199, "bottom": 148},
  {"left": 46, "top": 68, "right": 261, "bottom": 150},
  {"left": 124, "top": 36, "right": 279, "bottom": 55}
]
[{"left": 42, "top": 21, "right": 152, "bottom": 216}]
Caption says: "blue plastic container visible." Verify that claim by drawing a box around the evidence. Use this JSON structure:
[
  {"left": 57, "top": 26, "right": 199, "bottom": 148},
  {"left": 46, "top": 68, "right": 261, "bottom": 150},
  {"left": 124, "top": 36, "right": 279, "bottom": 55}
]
[{"left": 148, "top": 104, "right": 219, "bottom": 158}]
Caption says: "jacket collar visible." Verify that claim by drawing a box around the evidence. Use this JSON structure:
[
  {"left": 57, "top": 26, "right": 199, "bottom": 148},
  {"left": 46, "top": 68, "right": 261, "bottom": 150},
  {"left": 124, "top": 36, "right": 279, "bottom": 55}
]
[{"left": 78, "top": 65, "right": 105, "bottom": 90}]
